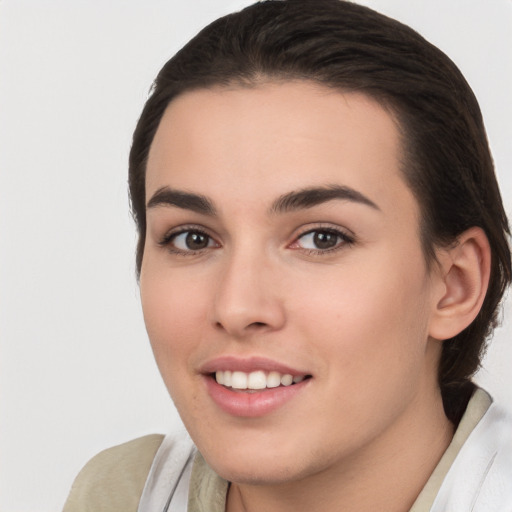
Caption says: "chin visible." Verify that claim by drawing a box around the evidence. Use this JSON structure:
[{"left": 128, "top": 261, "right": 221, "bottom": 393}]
[
  {"left": 194, "top": 429, "right": 328, "bottom": 486},
  {"left": 207, "top": 455, "right": 309, "bottom": 486}
]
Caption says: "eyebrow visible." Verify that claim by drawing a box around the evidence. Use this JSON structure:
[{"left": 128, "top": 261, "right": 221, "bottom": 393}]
[
  {"left": 270, "top": 185, "right": 380, "bottom": 214},
  {"left": 147, "top": 187, "right": 216, "bottom": 215},
  {"left": 146, "top": 184, "right": 380, "bottom": 216}
]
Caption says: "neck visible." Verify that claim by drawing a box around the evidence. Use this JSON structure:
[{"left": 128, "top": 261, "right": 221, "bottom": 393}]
[{"left": 226, "top": 388, "right": 454, "bottom": 512}]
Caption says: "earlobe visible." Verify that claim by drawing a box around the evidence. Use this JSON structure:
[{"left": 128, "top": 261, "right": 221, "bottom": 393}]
[{"left": 428, "top": 227, "right": 491, "bottom": 341}]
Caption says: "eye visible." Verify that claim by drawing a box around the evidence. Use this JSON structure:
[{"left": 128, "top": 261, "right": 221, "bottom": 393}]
[
  {"left": 161, "top": 228, "right": 219, "bottom": 254},
  {"left": 292, "top": 228, "right": 354, "bottom": 253}
]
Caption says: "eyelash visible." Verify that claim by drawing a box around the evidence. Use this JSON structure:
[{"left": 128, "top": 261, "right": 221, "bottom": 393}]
[
  {"left": 290, "top": 226, "right": 355, "bottom": 255},
  {"left": 158, "top": 226, "right": 218, "bottom": 256},
  {"left": 158, "top": 225, "right": 355, "bottom": 256}
]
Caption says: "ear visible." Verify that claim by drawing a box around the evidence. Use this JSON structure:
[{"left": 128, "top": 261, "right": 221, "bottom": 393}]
[{"left": 428, "top": 227, "right": 491, "bottom": 341}]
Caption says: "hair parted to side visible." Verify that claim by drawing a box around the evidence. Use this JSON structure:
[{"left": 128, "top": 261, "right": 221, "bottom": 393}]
[{"left": 129, "top": 0, "right": 511, "bottom": 420}]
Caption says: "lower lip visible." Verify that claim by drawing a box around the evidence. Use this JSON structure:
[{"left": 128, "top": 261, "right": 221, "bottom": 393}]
[{"left": 204, "top": 376, "right": 310, "bottom": 418}]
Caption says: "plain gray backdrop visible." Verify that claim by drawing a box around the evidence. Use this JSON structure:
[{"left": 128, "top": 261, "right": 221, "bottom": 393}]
[{"left": 1, "top": 1, "right": 511, "bottom": 510}]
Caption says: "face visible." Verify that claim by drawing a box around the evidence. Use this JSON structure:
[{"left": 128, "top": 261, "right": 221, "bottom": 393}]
[{"left": 141, "top": 82, "right": 443, "bottom": 485}]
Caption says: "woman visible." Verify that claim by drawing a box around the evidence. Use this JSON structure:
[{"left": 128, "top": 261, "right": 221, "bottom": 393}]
[{"left": 64, "top": 0, "right": 512, "bottom": 510}]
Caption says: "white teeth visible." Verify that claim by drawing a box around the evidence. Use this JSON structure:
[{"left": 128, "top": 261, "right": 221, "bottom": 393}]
[
  {"left": 266, "top": 371, "right": 281, "bottom": 388},
  {"left": 215, "top": 370, "right": 306, "bottom": 390},
  {"left": 231, "top": 371, "right": 248, "bottom": 389},
  {"left": 280, "top": 374, "right": 293, "bottom": 386},
  {"left": 247, "top": 370, "right": 267, "bottom": 390}
]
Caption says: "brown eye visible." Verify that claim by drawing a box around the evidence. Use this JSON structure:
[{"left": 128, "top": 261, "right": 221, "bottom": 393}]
[
  {"left": 295, "top": 229, "right": 353, "bottom": 252},
  {"left": 185, "top": 232, "right": 209, "bottom": 250},
  {"left": 312, "top": 231, "right": 338, "bottom": 249},
  {"left": 170, "top": 230, "right": 216, "bottom": 252}
]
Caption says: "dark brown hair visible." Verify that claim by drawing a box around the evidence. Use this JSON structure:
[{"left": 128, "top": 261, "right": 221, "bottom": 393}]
[{"left": 129, "top": 0, "right": 511, "bottom": 421}]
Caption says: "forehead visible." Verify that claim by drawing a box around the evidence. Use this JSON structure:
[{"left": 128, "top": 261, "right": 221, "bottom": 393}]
[{"left": 146, "top": 81, "right": 415, "bottom": 219}]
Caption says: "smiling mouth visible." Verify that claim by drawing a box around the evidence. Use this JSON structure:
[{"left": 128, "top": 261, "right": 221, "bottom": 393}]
[{"left": 213, "top": 370, "right": 312, "bottom": 392}]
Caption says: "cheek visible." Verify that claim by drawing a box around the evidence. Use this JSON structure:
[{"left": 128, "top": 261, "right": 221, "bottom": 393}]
[
  {"left": 140, "top": 271, "right": 210, "bottom": 424},
  {"left": 292, "top": 250, "right": 432, "bottom": 378},
  {"left": 140, "top": 266, "right": 208, "bottom": 377},
  {"left": 290, "top": 257, "right": 434, "bottom": 444}
]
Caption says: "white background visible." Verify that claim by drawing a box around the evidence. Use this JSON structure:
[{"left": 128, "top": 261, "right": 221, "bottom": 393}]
[{"left": 0, "top": 1, "right": 510, "bottom": 510}]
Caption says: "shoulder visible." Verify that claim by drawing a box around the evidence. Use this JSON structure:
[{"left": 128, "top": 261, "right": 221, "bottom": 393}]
[
  {"left": 432, "top": 390, "right": 512, "bottom": 511},
  {"left": 62, "top": 434, "right": 165, "bottom": 512}
]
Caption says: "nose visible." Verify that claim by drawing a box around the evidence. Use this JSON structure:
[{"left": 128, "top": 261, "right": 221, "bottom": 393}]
[{"left": 211, "top": 250, "right": 286, "bottom": 338}]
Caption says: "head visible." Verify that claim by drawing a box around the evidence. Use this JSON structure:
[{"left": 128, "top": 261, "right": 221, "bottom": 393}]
[{"left": 129, "top": 0, "right": 511, "bottom": 420}]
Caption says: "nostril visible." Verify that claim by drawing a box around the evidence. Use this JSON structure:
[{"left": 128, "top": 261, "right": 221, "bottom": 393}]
[
  {"left": 248, "top": 322, "right": 267, "bottom": 328},
  {"left": 214, "top": 320, "right": 269, "bottom": 334}
]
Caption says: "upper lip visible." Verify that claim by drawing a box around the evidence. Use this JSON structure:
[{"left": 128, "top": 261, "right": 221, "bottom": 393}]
[{"left": 199, "top": 356, "right": 309, "bottom": 376}]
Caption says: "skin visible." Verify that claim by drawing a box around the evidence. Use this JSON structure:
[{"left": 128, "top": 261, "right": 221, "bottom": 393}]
[{"left": 141, "top": 82, "right": 456, "bottom": 512}]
